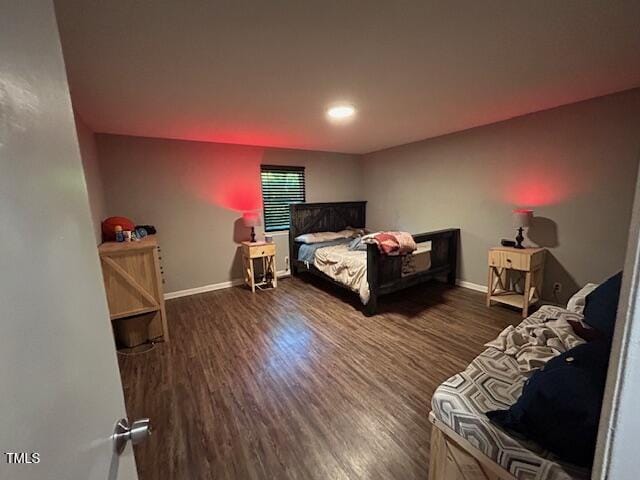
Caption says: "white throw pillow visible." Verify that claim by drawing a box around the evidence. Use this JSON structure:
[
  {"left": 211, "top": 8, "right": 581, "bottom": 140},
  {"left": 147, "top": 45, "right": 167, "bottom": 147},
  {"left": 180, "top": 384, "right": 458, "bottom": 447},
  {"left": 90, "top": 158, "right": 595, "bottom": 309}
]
[
  {"left": 294, "top": 230, "right": 356, "bottom": 244},
  {"left": 566, "top": 283, "right": 599, "bottom": 314}
]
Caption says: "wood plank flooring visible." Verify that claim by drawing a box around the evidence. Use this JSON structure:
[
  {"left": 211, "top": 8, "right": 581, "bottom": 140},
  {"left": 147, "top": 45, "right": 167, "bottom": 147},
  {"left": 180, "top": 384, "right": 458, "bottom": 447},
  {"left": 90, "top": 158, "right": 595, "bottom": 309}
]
[{"left": 117, "top": 276, "right": 521, "bottom": 480}]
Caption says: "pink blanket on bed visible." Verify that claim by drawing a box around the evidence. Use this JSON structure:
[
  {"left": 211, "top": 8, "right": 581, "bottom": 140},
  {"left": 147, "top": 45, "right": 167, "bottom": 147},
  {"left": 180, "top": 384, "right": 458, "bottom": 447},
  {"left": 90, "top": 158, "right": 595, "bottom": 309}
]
[{"left": 367, "top": 231, "right": 417, "bottom": 256}]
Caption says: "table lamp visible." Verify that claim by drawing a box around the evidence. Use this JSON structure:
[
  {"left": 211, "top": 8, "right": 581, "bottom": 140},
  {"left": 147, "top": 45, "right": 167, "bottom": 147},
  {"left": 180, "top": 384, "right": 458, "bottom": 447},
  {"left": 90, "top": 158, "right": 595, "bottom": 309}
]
[
  {"left": 512, "top": 209, "right": 533, "bottom": 249},
  {"left": 243, "top": 212, "right": 261, "bottom": 243}
]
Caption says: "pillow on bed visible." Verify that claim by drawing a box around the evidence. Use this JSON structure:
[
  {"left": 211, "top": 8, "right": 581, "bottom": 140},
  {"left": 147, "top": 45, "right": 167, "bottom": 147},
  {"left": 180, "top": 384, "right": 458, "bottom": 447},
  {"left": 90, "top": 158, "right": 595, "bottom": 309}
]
[
  {"left": 294, "top": 230, "right": 356, "bottom": 244},
  {"left": 487, "top": 340, "right": 611, "bottom": 467},
  {"left": 583, "top": 271, "right": 623, "bottom": 339},
  {"left": 566, "top": 283, "right": 599, "bottom": 314},
  {"left": 348, "top": 236, "right": 368, "bottom": 251},
  {"left": 346, "top": 226, "right": 369, "bottom": 236}
]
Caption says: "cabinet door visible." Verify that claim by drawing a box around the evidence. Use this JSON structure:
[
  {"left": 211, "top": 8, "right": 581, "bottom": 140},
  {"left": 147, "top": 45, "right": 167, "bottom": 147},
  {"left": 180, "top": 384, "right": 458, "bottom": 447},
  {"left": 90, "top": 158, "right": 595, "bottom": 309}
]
[{"left": 101, "top": 250, "right": 160, "bottom": 319}]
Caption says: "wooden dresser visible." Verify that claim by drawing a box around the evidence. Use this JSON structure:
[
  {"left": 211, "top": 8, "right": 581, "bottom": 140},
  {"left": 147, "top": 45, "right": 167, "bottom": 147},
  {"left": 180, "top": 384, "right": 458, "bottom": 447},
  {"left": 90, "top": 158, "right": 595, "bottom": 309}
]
[
  {"left": 98, "top": 235, "right": 169, "bottom": 345},
  {"left": 486, "top": 246, "right": 546, "bottom": 317}
]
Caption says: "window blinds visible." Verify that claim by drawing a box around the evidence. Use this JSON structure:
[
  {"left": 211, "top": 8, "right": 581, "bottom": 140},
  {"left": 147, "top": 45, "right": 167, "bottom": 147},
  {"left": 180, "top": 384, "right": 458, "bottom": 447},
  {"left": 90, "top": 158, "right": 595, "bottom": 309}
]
[{"left": 260, "top": 165, "right": 306, "bottom": 231}]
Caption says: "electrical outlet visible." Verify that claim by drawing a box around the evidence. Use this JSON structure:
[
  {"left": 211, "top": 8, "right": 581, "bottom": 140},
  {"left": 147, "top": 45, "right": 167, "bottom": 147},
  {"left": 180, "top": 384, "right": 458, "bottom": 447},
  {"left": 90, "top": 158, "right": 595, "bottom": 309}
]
[{"left": 553, "top": 282, "right": 562, "bottom": 294}]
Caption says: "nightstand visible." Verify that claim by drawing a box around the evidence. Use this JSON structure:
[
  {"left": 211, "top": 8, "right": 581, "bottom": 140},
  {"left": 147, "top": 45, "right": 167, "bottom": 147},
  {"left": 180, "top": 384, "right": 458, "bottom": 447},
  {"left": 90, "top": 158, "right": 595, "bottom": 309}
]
[
  {"left": 486, "top": 246, "right": 546, "bottom": 317},
  {"left": 241, "top": 241, "right": 277, "bottom": 292}
]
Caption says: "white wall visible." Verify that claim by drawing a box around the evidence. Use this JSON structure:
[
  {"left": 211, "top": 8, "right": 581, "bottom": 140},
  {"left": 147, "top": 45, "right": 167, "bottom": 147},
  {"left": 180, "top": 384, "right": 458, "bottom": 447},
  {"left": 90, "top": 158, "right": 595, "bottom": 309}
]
[{"left": 74, "top": 112, "right": 106, "bottom": 243}]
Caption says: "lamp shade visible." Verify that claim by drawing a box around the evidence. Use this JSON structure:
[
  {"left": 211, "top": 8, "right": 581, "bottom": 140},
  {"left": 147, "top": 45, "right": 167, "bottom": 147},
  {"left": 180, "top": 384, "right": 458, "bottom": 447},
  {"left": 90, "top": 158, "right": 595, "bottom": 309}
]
[
  {"left": 512, "top": 209, "right": 533, "bottom": 228},
  {"left": 242, "top": 212, "right": 261, "bottom": 228}
]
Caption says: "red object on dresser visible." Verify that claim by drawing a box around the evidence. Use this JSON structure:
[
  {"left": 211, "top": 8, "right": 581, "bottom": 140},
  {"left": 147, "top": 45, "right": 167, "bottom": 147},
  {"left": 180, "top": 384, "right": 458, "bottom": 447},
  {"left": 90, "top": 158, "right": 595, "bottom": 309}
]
[{"left": 102, "top": 216, "right": 135, "bottom": 241}]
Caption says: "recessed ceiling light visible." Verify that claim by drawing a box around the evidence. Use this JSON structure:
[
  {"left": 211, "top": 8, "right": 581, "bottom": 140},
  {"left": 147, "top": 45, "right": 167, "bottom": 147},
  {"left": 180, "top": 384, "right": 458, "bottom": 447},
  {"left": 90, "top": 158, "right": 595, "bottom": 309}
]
[{"left": 327, "top": 104, "right": 356, "bottom": 119}]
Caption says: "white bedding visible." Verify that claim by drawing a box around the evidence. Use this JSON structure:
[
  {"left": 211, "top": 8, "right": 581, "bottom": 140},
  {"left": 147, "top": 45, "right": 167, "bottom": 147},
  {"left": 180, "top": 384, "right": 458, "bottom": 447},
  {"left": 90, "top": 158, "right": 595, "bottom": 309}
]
[
  {"left": 313, "top": 241, "right": 432, "bottom": 304},
  {"left": 314, "top": 244, "right": 370, "bottom": 303}
]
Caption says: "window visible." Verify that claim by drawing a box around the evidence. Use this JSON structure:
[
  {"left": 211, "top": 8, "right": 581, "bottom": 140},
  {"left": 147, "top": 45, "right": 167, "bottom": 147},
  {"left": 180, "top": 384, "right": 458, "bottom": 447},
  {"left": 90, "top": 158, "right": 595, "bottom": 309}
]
[{"left": 260, "top": 165, "right": 306, "bottom": 231}]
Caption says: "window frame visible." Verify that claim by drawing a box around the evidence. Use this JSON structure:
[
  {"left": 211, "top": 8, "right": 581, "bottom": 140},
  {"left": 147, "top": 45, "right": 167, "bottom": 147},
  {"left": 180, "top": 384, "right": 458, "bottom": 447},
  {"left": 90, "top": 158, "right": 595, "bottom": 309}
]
[{"left": 260, "top": 164, "right": 306, "bottom": 232}]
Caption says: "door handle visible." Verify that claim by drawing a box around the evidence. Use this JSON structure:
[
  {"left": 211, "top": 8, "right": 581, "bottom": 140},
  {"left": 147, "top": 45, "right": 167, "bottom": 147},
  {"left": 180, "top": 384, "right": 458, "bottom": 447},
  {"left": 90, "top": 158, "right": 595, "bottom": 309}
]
[{"left": 113, "top": 418, "right": 151, "bottom": 455}]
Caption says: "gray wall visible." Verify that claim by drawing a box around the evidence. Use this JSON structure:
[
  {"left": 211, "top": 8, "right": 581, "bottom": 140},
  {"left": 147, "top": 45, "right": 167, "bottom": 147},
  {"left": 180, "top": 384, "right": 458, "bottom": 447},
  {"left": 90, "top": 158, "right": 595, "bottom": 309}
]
[
  {"left": 361, "top": 89, "right": 640, "bottom": 303},
  {"left": 75, "top": 112, "right": 106, "bottom": 244},
  {"left": 96, "top": 134, "right": 362, "bottom": 294},
  {"left": 92, "top": 90, "right": 639, "bottom": 301}
]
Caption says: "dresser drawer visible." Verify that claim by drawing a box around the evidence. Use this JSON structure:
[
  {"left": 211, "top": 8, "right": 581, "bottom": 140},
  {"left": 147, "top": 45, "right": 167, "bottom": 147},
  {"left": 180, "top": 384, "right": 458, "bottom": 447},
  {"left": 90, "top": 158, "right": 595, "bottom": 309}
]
[
  {"left": 489, "top": 250, "right": 530, "bottom": 271},
  {"left": 247, "top": 243, "right": 276, "bottom": 258}
]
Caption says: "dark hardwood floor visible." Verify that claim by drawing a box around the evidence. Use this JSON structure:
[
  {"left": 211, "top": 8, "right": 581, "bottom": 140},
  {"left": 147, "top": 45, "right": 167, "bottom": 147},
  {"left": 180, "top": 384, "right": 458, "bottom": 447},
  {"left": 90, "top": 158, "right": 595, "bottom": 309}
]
[{"left": 118, "top": 276, "right": 520, "bottom": 480}]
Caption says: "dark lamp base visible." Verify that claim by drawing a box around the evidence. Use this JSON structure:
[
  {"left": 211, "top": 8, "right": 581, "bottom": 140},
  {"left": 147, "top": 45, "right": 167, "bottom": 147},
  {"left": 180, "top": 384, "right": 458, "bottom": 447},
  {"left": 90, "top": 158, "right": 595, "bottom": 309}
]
[{"left": 514, "top": 227, "right": 525, "bottom": 249}]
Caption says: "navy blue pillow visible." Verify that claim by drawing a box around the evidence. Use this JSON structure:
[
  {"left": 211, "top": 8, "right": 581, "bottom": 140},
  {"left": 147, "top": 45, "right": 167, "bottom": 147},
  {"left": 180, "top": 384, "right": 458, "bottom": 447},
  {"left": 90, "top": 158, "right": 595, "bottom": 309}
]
[
  {"left": 487, "top": 341, "right": 610, "bottom": 467},
  {"left": 583, "top": 272, "right": 623, "bottom": 338}
]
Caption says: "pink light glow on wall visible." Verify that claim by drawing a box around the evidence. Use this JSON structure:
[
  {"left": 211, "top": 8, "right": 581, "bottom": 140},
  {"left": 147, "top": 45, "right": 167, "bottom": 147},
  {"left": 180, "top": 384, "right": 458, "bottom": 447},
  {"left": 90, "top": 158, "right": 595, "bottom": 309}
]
[
  {"left": 496, "top": 154, "right": 592, "bottom": 207},
  {"left": 216, "top": 182, "right": 263, "bottom": 212},
  {"left": 503, "top": 176, "right": 575, "bottom": 206},
  {"left": 168, "top": 123, "right": 311, "bottom": 151},
  {"left": 183, "top": 146, "right": 263, "bottom": 212}
]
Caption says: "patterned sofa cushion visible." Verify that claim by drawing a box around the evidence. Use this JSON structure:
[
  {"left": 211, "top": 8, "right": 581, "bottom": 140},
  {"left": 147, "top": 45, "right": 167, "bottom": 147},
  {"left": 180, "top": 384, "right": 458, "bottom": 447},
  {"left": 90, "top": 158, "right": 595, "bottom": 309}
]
[{"left": 431, "top": 305, "right": 590, "bottom": 480}]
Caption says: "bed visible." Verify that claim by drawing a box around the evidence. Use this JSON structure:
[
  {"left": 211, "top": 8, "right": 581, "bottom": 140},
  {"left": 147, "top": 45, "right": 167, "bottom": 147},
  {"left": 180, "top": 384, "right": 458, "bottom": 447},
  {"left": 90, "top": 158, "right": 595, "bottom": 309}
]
[
  {"left": 429, "top": 302, "right": 594, "bottom": 480},
  {"left": 288, "top": 201, "right": 459, "bottom": 315}
]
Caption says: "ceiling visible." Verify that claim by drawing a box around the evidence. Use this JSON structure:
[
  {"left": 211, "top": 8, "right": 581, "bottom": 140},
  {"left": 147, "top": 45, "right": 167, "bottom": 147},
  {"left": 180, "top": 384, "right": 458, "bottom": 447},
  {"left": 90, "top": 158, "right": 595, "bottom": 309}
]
[{"left": 55, "top": 0, "right": 640, "bottom": 154}]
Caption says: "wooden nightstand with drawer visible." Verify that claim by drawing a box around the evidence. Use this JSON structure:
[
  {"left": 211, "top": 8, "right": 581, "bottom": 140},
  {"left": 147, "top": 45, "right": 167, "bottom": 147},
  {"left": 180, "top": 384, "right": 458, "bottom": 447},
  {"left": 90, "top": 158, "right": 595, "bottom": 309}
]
[
  {"left": 487, "top": 246, "right": 546, "bottom": 317},
  {"left": 241, "top": 241, "right": 277, "bottom": 292}
]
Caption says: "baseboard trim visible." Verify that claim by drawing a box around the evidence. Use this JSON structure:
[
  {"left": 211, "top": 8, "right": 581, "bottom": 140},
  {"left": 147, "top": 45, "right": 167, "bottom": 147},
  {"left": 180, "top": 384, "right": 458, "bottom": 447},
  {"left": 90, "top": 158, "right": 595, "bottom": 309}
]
[
  {"left": 164, "top": 279, "right": 243, "bottom": 300},
  {"left": 166, "top": 273, "right": 479, "bottom": 300},
  {"left": 164, "top": 270, "right": 290, "bottom": 300},
  {"left": 455, "top": 279, "right": 488, "bottom": 293}
]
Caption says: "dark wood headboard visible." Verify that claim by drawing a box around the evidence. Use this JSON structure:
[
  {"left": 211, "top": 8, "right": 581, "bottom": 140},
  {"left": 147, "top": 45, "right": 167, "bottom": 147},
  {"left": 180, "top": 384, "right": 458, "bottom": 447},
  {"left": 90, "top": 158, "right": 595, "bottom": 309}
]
[{"left": 289, "top": 201, "right": 366, "bottom": 264}]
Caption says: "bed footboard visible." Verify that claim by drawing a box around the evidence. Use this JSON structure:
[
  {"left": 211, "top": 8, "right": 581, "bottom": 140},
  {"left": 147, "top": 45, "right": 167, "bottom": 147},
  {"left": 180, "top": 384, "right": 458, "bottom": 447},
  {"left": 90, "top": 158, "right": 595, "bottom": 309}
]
[{"left": 365, "top": 228, "right": 460, "bottom": 315}]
